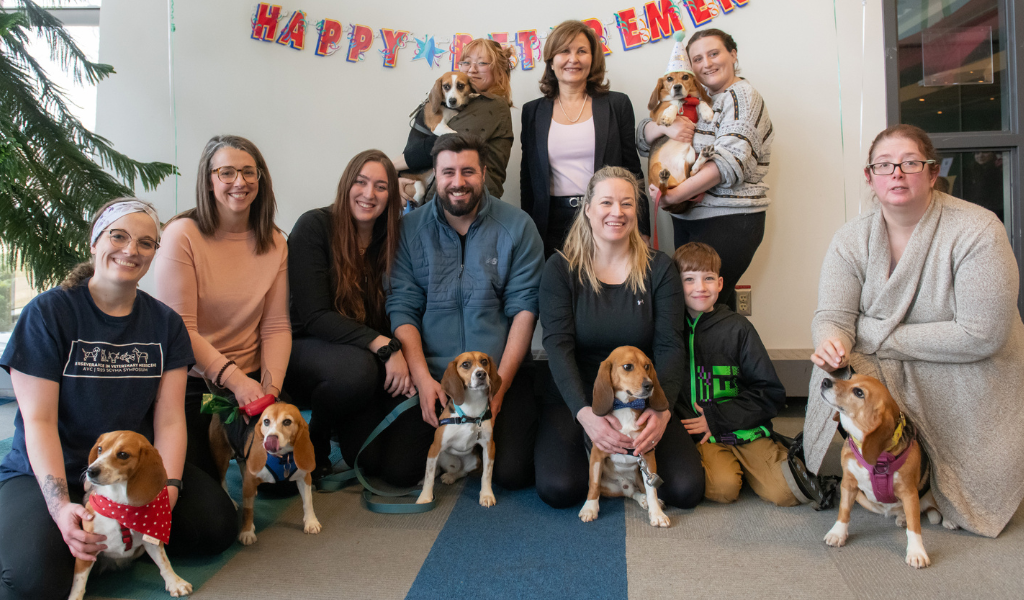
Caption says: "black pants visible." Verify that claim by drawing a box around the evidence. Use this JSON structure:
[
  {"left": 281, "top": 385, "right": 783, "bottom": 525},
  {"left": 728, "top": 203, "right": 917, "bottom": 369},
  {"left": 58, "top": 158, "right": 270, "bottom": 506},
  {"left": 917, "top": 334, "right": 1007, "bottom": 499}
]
[
  {"left": 534, "top": 394, "right": 705, "bottom": 510},
  {"left": 672, "top": 211, "right": 766, "bottom": 311},
  {"left": 378, "top": 359, "right": 540, "bottom": 489},
  {"left": 0, "top": 462, "right": 237, "bottom": 600},
  {"left": 542, "top": 203, "right": 581, "bottom": 259},
  {"left": 283, "top": 337, "right": 391, "bottom": 475}
]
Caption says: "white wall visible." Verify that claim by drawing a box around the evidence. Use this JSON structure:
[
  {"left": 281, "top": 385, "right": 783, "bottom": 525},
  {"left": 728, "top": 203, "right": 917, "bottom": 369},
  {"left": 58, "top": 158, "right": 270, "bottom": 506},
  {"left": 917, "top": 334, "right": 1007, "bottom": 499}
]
[{"left": 96, "top": 0, "right": 887, "bottom": 350}]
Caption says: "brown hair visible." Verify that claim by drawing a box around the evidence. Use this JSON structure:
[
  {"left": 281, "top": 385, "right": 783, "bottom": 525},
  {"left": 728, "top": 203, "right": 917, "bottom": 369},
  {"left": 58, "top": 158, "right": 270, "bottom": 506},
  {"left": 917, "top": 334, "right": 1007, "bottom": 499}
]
[
  {"left": 173, "top": 134, "right": 280, "bottom": 255},
  {"left": 560, "top": 166, "right": 650, "bottom": 294},
  {"left": 62, "top": 198, "right": 160, "bottom": 289},
  {"left": 329, "top": 150, "right": 402, "bottom": 329},
  {"left": 463, "top": 38, "right": 515, "bottom": 106},
  {"left": 866, "top": 124, "right": 939, "bottom": 168},
  {"left": 431, "top": 132, "right": 490, "bottom": 170},
  {"left": 539, "top": 20, "right": 610, "bottom": 99},
  {"left": 673, "top": 242, "right": 721, "bottom": 275},
  {"left": 685, "top": 28, "right": 738, "bottom": 56}
]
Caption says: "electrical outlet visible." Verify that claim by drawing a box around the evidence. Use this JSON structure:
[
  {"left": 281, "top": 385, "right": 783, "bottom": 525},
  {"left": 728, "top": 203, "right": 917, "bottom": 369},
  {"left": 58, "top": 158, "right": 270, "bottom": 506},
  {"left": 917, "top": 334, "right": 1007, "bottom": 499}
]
[{"left": 735, "top": 287, "right": 752, "bottom": 316}]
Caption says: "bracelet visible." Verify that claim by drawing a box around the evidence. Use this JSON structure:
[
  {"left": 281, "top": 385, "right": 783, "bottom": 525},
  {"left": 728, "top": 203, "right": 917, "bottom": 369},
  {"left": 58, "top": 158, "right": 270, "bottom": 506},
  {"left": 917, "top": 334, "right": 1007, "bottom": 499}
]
[
  {"left": 214, "top": 360, "right": 236, "bottom": 388},
  {"left": 166, "top": 478, "right": 183, "bottom": 491}
]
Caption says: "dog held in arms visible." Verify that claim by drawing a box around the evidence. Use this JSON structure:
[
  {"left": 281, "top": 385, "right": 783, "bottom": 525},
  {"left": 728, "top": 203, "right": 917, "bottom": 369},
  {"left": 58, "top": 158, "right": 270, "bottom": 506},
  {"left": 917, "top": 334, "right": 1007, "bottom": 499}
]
[
  {"left": 417, "top": 351, "right": 501, "bottom": 507},
  {"left": 69, "top": 431, "right": 191, "bottom": 600},
  {"left": 580, "top": 346, "right": 671, "bottom": 527},
  {"left": 818, "top": 374, "right": 955, "bottom": 568}
]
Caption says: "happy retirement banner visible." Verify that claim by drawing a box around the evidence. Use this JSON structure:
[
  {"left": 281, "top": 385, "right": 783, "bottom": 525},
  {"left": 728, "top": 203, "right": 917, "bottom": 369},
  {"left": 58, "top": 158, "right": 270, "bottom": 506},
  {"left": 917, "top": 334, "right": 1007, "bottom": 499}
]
[{"left": 248, "top": 0, "right": 751, "bottom": 70}]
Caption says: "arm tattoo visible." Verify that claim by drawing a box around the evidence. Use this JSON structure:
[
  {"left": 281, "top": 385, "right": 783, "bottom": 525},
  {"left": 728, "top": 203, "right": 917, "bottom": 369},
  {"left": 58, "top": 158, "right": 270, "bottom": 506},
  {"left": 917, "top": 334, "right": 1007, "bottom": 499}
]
[{"left": 40, "top": 474, "right": 70, "bottom": 520}]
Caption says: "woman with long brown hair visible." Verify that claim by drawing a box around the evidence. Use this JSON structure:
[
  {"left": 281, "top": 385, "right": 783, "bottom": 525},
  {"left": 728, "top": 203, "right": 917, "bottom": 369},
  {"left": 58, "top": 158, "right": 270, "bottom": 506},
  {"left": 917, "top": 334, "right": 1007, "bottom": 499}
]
[{"left": 285, "top": 149, "right": 414, "bottom": 481}]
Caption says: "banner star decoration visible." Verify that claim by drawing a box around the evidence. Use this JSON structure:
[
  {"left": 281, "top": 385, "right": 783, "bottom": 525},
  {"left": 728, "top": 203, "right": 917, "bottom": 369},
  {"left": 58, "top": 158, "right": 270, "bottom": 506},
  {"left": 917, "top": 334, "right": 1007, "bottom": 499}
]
[{"left": 412, "top": 35, "right": 447, "bottom": 67}]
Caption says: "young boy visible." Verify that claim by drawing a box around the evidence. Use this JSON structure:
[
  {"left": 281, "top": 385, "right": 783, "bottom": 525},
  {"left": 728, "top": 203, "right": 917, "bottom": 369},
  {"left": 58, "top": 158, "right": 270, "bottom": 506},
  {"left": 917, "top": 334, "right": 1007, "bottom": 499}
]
[{"left": 674, "top": 242, "right": 820, "bottom": 507}]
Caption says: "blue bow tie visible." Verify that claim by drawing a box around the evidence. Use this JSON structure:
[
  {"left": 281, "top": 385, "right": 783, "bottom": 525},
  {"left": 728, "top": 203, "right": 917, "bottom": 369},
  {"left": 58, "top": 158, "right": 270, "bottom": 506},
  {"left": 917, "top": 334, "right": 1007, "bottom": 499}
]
[{"left": 611, "top": 397, "right": 646, "bottom": 411}]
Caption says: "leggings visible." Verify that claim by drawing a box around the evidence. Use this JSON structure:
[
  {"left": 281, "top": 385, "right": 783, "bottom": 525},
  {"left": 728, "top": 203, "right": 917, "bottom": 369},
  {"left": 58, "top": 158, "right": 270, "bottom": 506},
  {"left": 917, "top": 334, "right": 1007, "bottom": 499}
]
[
  {"left": 672, "top": 211, "right": 766, "bottom": 311},
  {"left": 0, "top": 462, "right": 237, "bottom": 600},
  {"left": 534, "top": 393, "right": 705, "bottom": 510}
]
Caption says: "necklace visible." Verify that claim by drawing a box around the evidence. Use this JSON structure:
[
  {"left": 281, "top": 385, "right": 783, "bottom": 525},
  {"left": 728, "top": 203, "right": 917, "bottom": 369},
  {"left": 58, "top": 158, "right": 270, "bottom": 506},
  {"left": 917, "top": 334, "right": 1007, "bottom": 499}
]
[{"left": 557, "top": 93, "right": 589, "bottom": 123}]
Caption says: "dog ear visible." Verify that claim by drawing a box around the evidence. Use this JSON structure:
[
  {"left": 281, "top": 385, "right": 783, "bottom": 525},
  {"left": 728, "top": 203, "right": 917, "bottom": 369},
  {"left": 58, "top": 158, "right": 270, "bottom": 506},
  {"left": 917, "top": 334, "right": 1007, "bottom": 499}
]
[
  {"left": 441, "top": 359, "right": 464, "bottom": 405},
  {"left": 245, "top": 416, "right": 268, "bottom": 476},
  {"left": 486, "top": 358, "right": 502, "bottom": 402},
  {"left": 648, "top": 76, "right": 666, "bottom": 112},
  {"left": 647, "top": 362, "right": 670, "bottom": 412},
  {"left": 427, "top": 78, "right": 444, "bottom": 121},
  {"left": 127, "top": 440, "right": 168, "bottom": 506},
  {"left": 88, "top": 433, "right": 107, "bottom": 466},
  {"left": 592, "top": 357, "right": 616, "bottom": 416},
  {"left": 860, "top": 405, "right": 897, "bottom": 466},
  {"left": 290, "top": 410, "right": 316, "bottom": 474},
  {"left": 696, "top": 80, "right": 713, "bottom": 109}
]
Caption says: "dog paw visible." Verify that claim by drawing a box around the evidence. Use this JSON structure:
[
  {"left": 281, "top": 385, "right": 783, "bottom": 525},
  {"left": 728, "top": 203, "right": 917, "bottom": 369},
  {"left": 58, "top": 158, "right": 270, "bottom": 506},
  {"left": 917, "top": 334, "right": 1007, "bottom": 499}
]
[
  {"left": 649, "top": 511, "right": 670, "bottom": 528},
  {"left": 698, "top": 102, "right": 715, "bottom": 122},
  {"left": 942, "top": 517, "right": 959, "bottom": 530},
  {"left": 416, "top": 491, "right": 434, "bottom": 504},
  {"left": 479, "top": 492, "right": 496, "bottom": 507},
  {"left": 167, "top": 578, "right": 192, "bottom": 597},
  {"left": 304, "top": 518, "right": 322, "bottom": 534},
  {"left": 905, "top": 548, "right": 931, "bottom": 569},
  {"left": 440, "top": 473, "right": 459, "bottom": 485},
  {"left": 823, "top": 522, "right": 849, "bottom": 547},
  {"left": 895, "top": 513, "right": 908, "bottom": 528},
  {"left": 579, "top": 499, "right": 600, "bottom": 523},
  {"left": 634, "top": 495, "right": 649, "bottom": 510},
  {"left": 238, "top": 529, "right": 257, "bottom": 546},
  {"left": 658, "top": 108, "right": 676, "bottom": 126}
]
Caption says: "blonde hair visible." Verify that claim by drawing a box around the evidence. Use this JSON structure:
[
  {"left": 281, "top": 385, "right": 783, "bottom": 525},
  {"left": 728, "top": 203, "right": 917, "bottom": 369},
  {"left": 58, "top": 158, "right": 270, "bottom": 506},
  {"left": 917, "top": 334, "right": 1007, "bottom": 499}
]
[
  {"left": 463, "top": 38, "right": 514, "bottom": 107},
  {"left": 560, "top": 166, "right": 650, "bottom": 294}
]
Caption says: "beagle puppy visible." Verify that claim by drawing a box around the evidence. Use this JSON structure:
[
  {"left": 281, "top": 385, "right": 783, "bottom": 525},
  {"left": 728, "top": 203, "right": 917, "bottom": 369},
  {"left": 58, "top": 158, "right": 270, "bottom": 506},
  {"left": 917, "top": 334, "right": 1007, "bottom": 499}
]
[
  {"left": 416, "top": 351, "right": 502, "bottom": 507},
  {"left": 580, "top": 346, "right": 671, "bottom": 527},
  {"left": 818, "top": 374, "right": 953, "bottom": 569},
  {"left": 209, "top": 401, "right": 321, "bottom": 545},
  {"left": 647, "top": 71, "right": 715, "bottom": 215},
  {"left": 69, "top": 431, "right": 191, "bottom": 600}
]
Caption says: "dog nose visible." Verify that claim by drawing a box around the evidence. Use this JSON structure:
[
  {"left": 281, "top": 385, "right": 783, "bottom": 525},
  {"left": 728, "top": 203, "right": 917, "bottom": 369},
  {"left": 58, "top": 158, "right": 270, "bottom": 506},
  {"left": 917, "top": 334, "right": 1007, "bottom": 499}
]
[
  {"left": 447, "top": 98, "right": 458, "bottom": 107},
  {"left": 821, "top": 378, "right": 833, "bottom": 389},
  {"left": 474, "top": 369, "right": 486, "bottom": 381},
  {"left": 673, "top": 84, "right": 682, "bottom": 92},
  {"left": 86, "top": 466, "right": 100, "bottom": 479},
  {"left": 642, "top": 380, "right": 654, "bottom": 394}
]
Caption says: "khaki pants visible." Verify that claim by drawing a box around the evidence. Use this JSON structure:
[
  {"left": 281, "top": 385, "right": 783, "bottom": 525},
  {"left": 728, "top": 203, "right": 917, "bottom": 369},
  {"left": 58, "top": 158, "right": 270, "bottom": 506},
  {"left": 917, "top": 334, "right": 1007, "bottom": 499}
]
[{"left": 696, "top": 437, "right": 800, "bottom": 507}]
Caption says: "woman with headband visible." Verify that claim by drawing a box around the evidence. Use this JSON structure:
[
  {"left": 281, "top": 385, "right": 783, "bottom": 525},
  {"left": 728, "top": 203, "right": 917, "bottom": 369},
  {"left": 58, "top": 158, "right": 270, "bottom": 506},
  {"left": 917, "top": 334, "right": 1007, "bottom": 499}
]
[{"left": 0, "top": 199, "right": 239, "bottom": 599}]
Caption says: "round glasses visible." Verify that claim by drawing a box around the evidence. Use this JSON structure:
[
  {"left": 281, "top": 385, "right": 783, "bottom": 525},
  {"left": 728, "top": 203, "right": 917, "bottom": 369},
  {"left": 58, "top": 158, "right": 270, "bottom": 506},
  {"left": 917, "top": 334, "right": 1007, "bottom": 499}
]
[
  {"left": 458, "top": 60, "right": 491, "bottom": 70},
  {"left": 211, "top": 166, "right": 261, "bottom": 184},
  {"left": 866, "top": 160, "right": 936, "bottom": 176},
  {"left": 103, "top": 229, "right": 159, "bottom": 254}
]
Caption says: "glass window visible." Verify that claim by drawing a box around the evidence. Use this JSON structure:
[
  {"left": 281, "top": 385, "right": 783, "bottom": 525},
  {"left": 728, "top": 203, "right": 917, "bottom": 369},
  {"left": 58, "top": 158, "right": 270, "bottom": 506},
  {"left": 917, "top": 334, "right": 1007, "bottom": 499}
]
[
  {"left": 896, "top": 0, "right": 1008, "bottom": 132},
  {"left": 935, "top": 149, "right": 1010, "bottom": 229}
]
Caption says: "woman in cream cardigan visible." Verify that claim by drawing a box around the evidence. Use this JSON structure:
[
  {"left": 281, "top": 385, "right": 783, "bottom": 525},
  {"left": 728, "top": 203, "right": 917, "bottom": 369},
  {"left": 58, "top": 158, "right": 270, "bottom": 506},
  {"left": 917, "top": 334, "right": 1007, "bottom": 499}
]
[{"left": 804, "top": 124, "right": 1024, "bottom": 537}]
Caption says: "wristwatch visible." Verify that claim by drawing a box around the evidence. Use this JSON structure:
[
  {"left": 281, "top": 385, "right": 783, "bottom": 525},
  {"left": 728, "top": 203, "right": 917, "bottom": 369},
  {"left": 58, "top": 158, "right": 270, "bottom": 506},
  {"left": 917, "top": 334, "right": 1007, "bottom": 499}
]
[
  {"left": 376, "top": 337, "right": 402, "bottom": 363},
  {"left": 166, "top": 478, "right": 183, "bottom": 492}
]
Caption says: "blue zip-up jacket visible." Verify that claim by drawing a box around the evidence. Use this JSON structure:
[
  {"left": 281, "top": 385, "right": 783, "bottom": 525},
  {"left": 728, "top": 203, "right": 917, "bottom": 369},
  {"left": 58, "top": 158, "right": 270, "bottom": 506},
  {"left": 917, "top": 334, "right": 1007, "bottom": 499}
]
[{"left": 386, "top": 192, "right": 544, "bottom": 379}]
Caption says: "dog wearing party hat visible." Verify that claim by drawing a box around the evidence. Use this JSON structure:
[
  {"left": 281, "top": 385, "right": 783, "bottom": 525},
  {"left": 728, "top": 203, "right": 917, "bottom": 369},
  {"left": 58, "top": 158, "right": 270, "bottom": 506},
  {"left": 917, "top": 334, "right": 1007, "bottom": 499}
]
[{"left": 648, "top": 31, "right": 715, "bottom": 215}]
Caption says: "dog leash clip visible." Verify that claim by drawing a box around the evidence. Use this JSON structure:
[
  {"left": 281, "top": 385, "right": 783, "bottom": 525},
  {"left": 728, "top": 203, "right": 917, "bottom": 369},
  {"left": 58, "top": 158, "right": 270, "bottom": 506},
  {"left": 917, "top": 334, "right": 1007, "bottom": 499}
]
[{"left": 637, "top": 455, "right": 663, "bottom": 489}]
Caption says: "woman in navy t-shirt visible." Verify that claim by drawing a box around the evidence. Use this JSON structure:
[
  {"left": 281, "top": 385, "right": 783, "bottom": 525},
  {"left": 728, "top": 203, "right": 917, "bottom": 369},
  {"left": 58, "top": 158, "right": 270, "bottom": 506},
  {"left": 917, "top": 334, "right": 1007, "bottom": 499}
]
[{"left": 0, "top": 199, "right": 237, "bottom": 599}]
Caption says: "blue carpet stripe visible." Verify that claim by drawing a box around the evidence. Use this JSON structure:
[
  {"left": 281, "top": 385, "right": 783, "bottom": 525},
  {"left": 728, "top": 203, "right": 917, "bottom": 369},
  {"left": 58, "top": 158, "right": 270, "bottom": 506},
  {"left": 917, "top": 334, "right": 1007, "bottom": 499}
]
[{"left": 407, "top": 477, "right": 628, "bottom": 600}]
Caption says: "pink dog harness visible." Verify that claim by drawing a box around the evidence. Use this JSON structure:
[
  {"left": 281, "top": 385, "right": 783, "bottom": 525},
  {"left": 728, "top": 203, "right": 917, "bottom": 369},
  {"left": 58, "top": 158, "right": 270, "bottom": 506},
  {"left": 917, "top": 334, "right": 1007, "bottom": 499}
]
[{"left": 847, "top": 425, "right": 916, "bottom": 505}]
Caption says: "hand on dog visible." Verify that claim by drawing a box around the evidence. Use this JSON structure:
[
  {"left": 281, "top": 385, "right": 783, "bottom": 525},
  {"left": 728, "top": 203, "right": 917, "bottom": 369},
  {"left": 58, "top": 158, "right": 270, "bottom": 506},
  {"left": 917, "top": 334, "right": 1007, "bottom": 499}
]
[
  {"left": 811, "top": 337, "right": 848, "bottom": 372},
  {"left": 681, "top": 404, "right": 711, "bottom": 444},
  {"left": 578, "top": 406, "right": 632, "bottom": 454},
  {"left": 416, "top": 376, "right": 447, "bottom": 428},
  {"left": 398, "top": 177, "right": 417, "bottom": 208},
  {"left": 632, "top": 408, "right": 670, "bottom": 456},
  {"left": 58, "top": 503, "right": 107, "bottom": 561},
  {"left": 663, "top": 117, "right": 695, "bottom": 144}
]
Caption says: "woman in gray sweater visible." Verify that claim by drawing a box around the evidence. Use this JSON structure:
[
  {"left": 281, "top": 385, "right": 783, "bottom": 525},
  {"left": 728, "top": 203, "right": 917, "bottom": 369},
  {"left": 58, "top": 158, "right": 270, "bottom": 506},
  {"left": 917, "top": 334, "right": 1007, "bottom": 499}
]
[{"left": 804, "top": 124, "right": 1024, "bottom": 537}]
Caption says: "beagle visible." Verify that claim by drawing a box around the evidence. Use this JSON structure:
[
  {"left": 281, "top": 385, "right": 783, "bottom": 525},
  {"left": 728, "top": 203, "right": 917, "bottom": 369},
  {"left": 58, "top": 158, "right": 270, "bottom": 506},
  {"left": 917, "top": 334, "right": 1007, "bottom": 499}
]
[
  {"left": 416, "top": 351, "right": 502, "bottom": 507},
  {"left": 647, "top": 71, "right": 715, "bottom": 215},
  {"left": 209, "top": 401, "right": 321, "bottom": 545},
  {"left": 818, "top": 374, "right": 954, "bottom": 569},
  {"left": 69, "top": 431, "right": 191, "bottom": 600},
  {"left": 580, "top": 346, "right": 671, "bottom": 527}
]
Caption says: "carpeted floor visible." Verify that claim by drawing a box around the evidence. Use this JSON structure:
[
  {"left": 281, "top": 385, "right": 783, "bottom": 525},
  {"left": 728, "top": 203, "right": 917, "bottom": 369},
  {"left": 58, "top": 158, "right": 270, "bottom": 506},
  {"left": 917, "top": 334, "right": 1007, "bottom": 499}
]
[{"left": 1, "top": 401, "right": 1022, "bottom": 599}]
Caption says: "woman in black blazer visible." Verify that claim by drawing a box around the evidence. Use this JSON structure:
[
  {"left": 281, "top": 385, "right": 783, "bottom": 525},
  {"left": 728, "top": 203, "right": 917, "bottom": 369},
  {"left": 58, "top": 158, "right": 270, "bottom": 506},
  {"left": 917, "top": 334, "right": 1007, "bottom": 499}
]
[{"left": 521, "top": 20, "right": 649, "bottom": 257}]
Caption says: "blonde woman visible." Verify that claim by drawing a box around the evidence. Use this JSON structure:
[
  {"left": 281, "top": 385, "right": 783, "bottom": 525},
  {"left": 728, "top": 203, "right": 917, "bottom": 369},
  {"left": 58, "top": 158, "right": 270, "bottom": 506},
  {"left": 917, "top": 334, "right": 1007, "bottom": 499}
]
[{"left": 535, "top": 166, "right": 703, "bottom": 509}]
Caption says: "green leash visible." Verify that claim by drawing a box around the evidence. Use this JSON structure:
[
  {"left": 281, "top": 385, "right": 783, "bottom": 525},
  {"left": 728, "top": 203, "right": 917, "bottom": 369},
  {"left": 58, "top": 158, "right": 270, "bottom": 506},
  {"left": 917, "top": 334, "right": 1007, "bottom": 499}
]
[{"left": 316, "top": 396, "right": 437, "bottom": 514}]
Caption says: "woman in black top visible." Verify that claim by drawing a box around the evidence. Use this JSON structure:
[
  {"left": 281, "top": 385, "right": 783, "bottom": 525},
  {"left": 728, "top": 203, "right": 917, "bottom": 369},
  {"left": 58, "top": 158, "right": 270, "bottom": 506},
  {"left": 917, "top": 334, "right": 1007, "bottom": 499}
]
[
  {"left": 535, "top": 166, "right": 703, "bottom": 508},
  {"left": 285, "top": 150, "right": 415, "bottom": 482}
]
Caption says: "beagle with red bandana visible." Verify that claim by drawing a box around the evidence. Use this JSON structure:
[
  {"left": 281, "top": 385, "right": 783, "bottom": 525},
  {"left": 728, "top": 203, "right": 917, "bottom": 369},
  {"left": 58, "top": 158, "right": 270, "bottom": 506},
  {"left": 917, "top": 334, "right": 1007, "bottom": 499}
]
[
  {"left": 417, "top": 351, "right": 502, "bottom": 507},
  {"left": 819, "top": 374, "right": 954, "bottom": 568},
  {"left": 69, "top": 431, "right": 191, "bottom": 600},
  {"left": 209, "top": 402, "right": 321, "bottom": 545},
  {"left": 581, "top": 346, "right": 671, "bottom": 527}
]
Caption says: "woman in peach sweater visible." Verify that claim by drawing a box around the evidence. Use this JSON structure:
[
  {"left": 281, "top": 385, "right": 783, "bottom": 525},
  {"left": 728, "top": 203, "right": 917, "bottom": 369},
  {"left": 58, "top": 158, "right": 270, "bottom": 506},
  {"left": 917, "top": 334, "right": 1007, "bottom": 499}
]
[{"left": 155, "top": 134, "right": 291, "bottom": 479}]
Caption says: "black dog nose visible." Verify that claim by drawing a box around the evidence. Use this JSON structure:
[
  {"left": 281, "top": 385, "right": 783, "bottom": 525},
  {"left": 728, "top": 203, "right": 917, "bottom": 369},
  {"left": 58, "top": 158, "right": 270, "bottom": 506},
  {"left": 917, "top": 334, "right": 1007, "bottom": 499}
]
[
  {"left": 821, "top": 378, "right": 833, "bottom": 389},
  {"left": 642, "top": 380, "right": 654, "bottom": 393},
  {"left": 672, "top": 84, "right": 682, "bottom": 92},
  {"left": 474, "top": 370, "right": 486, "bottom": 380},
  {"left": 86, "top": 466, "right": 100, "bottom": 479},
  {"left": 447, "top": 98, "right": 458, "bottom": 107}
]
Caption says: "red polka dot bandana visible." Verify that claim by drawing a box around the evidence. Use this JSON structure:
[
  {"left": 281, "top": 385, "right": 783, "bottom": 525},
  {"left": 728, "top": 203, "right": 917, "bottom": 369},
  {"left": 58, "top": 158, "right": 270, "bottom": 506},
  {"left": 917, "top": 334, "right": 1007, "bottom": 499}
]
[{"left": 89, "top": 486, "right": 172, "bottom": 545}]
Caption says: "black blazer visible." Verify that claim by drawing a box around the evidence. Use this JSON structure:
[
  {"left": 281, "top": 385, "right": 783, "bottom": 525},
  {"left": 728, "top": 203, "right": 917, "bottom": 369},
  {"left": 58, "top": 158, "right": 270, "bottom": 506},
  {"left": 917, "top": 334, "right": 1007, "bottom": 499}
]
[{"left": 520, "top": 90, "right": 649, "bottom": 237}]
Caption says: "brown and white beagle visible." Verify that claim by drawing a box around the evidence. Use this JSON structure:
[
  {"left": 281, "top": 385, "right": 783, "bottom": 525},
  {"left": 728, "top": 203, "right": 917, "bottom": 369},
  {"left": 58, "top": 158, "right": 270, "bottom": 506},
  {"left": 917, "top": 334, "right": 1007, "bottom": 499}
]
[
  {"left": 69, "top": 431, "right": 191, "bottom": 600},
  {"left": 819, "top": 374, "right": 954, "bottom": 569},
  {"left": 424, "top": 71, "right": 478, "bottom": 136},
  {"left": 416, "top": 351, "right": 502, "bottom": 507},
  {"left": 209, "top": 402, "right": 321, "bottom": 545},
  {"left": 647, "top": 71, "right": 715, "bottom": 215},
  {"left": 580, "top": 346, "right": 671, "bottom": 527}
]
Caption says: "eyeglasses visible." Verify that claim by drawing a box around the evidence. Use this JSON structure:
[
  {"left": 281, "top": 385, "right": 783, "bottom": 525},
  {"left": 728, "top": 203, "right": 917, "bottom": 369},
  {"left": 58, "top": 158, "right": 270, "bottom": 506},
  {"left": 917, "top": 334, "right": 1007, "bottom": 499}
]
[
  {"left": 458, "top": 60, "right": 491, "bottom": 70},
  {"left": 866, "top": 160, "right": 936, "bottom": 175},
  {"left": 103, "top": 228, "right": 160, "bottom": 254},
  {"left": 211, "top": 166, "right": 261, "bottom": 184}
]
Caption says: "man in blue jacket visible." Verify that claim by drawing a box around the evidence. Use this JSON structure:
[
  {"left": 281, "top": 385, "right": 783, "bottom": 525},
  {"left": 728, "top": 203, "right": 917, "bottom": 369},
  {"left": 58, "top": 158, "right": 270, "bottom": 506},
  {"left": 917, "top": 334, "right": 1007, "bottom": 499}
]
[{"left": 386, "top": 133, "right": 544, "bottom": 490}]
